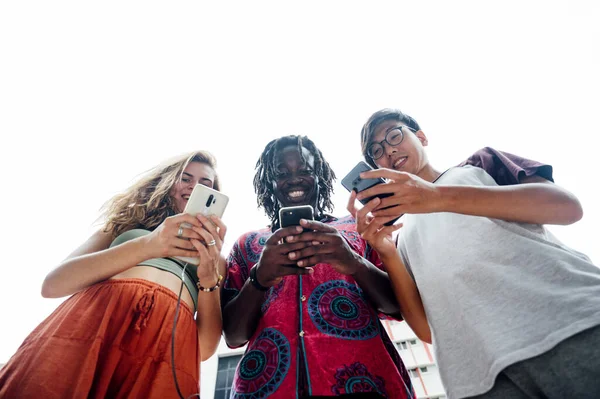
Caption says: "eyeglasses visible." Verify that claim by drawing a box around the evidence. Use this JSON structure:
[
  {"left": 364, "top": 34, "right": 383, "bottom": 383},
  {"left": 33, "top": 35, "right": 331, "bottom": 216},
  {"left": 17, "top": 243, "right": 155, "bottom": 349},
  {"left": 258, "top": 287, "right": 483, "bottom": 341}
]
[{"left": 367, "top": 125, "right": 416, "bottom": 160}]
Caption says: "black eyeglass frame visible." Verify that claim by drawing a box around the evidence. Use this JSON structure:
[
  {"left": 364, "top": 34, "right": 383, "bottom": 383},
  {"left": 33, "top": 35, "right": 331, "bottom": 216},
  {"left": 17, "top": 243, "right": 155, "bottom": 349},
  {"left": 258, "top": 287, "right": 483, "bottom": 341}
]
[{"left": 367, "top": 125, "right": 417, "bottom": 160}]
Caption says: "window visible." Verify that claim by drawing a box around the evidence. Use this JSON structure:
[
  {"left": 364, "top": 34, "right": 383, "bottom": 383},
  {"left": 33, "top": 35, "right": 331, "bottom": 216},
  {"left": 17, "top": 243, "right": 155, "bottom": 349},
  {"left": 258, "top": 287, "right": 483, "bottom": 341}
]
[
  {"left": 214, "top": 354, "right": 243, "bottom": 399},
  {"left": 420, "top": 366, "right": 429, "bottom": 373},
  {"left": 396, "top": 341, "right": 408, "bottom": 350},
  {"left": 409, "top": 339, "right": 418, "bottom": 345},
  {"left": 409, "top": 368, "right": 419, "bottom": 378}
]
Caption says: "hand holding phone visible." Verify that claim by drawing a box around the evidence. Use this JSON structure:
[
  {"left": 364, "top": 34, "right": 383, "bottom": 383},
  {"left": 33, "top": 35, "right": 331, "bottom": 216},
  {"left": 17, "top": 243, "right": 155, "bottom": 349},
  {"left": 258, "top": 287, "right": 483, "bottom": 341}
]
[
  {"left": 341, "top": 161, "right": 399, "bottom": 226},
  {"left": 175, "top": 184, "right": 229, "bottom": 265},
  {"left": 279, "top": 205, "right": 314, "bottom": 230}
]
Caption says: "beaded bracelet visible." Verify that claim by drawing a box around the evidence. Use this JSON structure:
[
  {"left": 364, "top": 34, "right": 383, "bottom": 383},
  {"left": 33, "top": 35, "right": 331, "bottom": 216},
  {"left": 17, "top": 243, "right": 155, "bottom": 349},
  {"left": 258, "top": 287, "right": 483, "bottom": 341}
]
[{"left": 197, "top": 274, "right": 223, "bottom": 293}]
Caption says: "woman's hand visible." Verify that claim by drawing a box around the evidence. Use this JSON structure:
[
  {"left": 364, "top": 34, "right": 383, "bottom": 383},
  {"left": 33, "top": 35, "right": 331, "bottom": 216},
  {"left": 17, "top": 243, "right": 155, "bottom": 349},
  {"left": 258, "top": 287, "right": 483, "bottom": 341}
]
[
  {"left": 141, "top": 213, "right": 207, "bottom": 259},
  {"left": 190, "top": 214, "right": 228, "bottom": 287},
  {"left": 347, "top": 191, "right": 402, "bottom": 259}
]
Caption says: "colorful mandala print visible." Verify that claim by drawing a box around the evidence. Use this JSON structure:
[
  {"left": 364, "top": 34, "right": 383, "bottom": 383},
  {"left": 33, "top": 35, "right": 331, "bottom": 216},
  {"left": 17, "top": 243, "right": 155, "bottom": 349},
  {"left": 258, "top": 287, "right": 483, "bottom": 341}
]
[
  {"left": 308, "top": 280, "right": 378, "bottom": 340},
  {"left": 332, "top": 362, "right": 388, "bottom": 397},
  {"left": 232, "top": 328, "right": 291, "bottom": 399},
  {"left": 244, "top": 232, "right": 270, "bottom": 263},
  {"left": 260, "top": 280, "right": 285, "bottom": 314},
  {"left": 341, "top": 230, "right": 361, "bottom": 242}
]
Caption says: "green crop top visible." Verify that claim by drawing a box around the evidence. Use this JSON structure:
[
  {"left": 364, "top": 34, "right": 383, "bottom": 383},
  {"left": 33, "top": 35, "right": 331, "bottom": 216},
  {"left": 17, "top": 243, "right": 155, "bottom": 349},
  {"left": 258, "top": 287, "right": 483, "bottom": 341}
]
[{"left": 109, "top": 229, "right": 198, "bottom": 309}]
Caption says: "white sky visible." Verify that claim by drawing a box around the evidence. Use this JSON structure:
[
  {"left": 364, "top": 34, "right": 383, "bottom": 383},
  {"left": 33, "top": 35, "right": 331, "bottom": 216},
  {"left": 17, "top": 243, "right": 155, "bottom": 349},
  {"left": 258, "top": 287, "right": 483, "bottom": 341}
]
[{"left": 0, "top": 1, "right": 598, "bottom": 363}]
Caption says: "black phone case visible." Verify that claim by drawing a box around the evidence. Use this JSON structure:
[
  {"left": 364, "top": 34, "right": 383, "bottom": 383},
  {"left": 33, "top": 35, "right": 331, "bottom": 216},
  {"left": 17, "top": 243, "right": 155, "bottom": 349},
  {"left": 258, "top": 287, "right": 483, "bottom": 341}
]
[
  {"left": 341, "top": 161, "right": 399, "bottom": 226},
  {"left": 279, "top": 205, "right": 314, "bottom": 229}
]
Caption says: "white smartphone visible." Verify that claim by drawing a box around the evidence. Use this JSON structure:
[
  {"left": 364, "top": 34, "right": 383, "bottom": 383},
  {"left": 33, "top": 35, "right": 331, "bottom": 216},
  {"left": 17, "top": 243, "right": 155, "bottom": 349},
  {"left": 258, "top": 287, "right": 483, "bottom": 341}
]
[{"left": 175, "top": 184, "right": 229, "bottom": 265}]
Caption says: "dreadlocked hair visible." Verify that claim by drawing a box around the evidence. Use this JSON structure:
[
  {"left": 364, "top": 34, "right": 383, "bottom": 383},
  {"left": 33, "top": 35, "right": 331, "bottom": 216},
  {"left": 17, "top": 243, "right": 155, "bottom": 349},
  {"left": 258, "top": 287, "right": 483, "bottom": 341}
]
[
  {"left": 100, "top": 150, "right": 220, "bottom": 238},
  {"left": 253, "top": 135, "right": 336, "bottom": 224}
]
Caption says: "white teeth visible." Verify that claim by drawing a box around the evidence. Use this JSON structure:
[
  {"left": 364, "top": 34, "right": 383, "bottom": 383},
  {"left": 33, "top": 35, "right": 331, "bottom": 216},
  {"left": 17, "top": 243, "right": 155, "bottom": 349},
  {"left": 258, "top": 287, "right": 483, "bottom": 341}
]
[
  {"left": 394, "top": 157, "right": 407, "bottom": 168},
  {"left": 288, "top": 190, "right": 305, "bottom": 198}
]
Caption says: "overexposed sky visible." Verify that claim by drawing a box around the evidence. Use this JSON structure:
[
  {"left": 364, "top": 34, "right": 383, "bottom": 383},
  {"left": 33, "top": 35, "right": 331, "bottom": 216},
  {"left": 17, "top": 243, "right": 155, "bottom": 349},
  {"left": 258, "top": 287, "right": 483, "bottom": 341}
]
[{"left": 0, "top": 1, "right": 598, "bottom": 362}]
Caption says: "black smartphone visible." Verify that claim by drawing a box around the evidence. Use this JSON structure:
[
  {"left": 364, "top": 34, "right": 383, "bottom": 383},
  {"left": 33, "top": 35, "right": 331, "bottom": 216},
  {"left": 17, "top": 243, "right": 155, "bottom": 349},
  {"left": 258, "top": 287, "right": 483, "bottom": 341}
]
[
  {"left": 279, "top": 205, "right": 314, "bottom": 230},
  {"left": 341, "top": 161, "right": 399, "bottom": 226}
]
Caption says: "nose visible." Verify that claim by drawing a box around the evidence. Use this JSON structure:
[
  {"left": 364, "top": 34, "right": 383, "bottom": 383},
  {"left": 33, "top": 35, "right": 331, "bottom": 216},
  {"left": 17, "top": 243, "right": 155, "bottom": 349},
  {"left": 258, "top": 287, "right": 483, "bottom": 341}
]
[
  {"left": 383, "top": 141, "right": 398, "bottom": 157},
  {"left": 288, "top": 175, "right": 303, "bottom": 184}
]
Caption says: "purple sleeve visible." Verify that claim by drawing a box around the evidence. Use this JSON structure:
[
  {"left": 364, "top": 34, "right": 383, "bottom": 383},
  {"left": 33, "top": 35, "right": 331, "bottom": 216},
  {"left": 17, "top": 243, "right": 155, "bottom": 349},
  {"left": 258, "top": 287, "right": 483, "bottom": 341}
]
[{"left": 458, "top": 147, "right": 554, "bottom": 185}]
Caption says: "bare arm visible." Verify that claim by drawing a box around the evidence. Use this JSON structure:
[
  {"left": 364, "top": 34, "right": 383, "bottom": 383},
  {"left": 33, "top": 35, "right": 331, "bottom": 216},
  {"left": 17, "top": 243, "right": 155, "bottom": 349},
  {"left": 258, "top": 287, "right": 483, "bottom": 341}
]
[
  {"left": 222, "top": 226, "right": 313, "bottom": 348},
  {"left": 379, "top": 250, "right": 431, "bottom": 343},
  {"left": 348, "top": 193, "right": 431, "bottom": 342},
  {"left": 222, "top": 278, "right": 268, "bottom": 348},
  {"left": 360, "top": 170, "right": 583, "bottom": 226},
  {"left": 195, "top": 258, "right": 226, "bottom": 361},
  {"left": 42, "top": 213, "right": 206, "bottom": 298},
  {"left": 41, "top": 230, "right": 152, "bottom": 298},
  {"left": 436, "top": 175, "right": 582, "bottom": 225}
]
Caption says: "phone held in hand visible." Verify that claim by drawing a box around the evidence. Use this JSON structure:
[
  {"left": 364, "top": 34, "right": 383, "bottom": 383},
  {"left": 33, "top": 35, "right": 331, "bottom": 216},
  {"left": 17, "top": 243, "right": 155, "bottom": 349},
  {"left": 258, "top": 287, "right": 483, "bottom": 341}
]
[
  {"left": 175, "top": 184, "right": 230, "bottom": 265},
  {"left": 279, "top": 205, "right": 314, "bottom": 230},
  {"left": 341, "top": 161, "right": 399, "bottom": 226}
]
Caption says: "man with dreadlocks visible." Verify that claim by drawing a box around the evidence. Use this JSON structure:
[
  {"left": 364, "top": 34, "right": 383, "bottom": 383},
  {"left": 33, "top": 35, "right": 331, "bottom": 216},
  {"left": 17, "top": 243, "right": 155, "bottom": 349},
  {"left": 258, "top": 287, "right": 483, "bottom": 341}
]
[{"left": 221, "top": 135, "right": 415, "bottom": 399}]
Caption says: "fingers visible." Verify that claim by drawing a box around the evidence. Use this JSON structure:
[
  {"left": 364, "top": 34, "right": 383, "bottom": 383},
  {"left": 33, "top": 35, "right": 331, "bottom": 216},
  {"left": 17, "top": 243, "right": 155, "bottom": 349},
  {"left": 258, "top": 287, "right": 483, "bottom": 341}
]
[
  {"left": 356, "top": 197, "right": 381, "bottom": 220},
  {"left": 287, "top": 244, "right": 333, "bottom": 265},
  {"left": 380, "top": 223, "right": 403, "bottom": 236},
  {"left": 190, "top": 225, "right": 219, "bottom": 255},
  {"left": 175, "top": 225, "right": 203, "bottom": 241},
  {"left": 169, "top": 247, "right": 202, "bottom": 258},
  {"left": 298, "top": 219, "right": 337, "bottom": 233},
  {"left": 208, "top": 215, "right": 227, "bottom": 241},
  {"left": 346, "top": 190, "right": 359, "bottom": 217},
  {"left": 194, "top": 214, "right": 223, "bottom": 251},
  {"left": 169, "top": 213, "right": 203, "bottom": 228},
  {"left": 372, "top": 205, "right": 404, "bottom": 218},
  {"left": 277, "top": 265, "right": 315, "bottom": 277},
  {"left": 355, "top": 184, "right": 397, "bottom": 202},
  {"left": 360, "top": 168, "right": 408, "bottom": 181},
  {"left": 174, "top": 237, "right": 197, "bottom": 251},
  {"left": 267, "top": 225, "right": 303, "bottom": 245},
  {"left": 277, "top": 240, "right": 315, "bottom": 255}
]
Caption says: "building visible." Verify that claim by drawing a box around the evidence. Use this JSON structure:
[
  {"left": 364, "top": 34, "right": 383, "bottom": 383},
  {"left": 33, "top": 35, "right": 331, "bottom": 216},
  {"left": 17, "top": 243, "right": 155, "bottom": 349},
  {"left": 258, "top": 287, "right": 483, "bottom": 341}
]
[{"left": 200, "top": 320, "right": 446, "bottom": 399}]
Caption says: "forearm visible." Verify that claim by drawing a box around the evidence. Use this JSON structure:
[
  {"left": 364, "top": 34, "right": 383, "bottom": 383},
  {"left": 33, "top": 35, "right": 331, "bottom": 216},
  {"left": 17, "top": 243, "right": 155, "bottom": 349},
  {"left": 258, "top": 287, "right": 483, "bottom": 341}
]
[
  {"left": 222, "top": 279, "right": 265, "bottom": 347},
  {"left": 438, "top": 183, "right": 583, "bottom": 225},
  {"left": 42, "top": 237, "right": 152, "bottom": 298},
  {"left": 351, "top": 256, "right": 401, "bottom": 316},
  {"left": 196, "top": 290, "right": 223, "bottom": 361},
  {"left": 379, "top": 252, "right": 431, "bottom": 343}
]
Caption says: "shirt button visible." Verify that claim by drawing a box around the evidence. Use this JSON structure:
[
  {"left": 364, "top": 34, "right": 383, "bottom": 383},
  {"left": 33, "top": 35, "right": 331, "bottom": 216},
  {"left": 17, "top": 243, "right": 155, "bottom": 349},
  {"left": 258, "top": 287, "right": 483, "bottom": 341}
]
[
  {"left": 301, "top": 295, "right": 306, "bottom": 302},
  {"left": 299, "top": 331, "right": 305, "bottom": 337}
]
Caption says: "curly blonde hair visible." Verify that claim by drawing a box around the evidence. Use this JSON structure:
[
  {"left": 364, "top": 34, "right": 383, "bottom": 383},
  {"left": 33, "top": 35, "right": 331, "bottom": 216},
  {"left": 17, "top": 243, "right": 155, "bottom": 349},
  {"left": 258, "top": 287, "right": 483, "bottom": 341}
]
[{"left": 101, "top": 150, "right": 220, "bottom": 238}]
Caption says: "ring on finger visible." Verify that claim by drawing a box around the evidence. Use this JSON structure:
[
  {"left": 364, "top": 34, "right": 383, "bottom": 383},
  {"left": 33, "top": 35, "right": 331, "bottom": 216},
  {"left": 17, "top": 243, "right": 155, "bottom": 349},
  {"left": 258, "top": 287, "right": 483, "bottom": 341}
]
[
  {"left": 207, "top": 239, "right": 216, "bottom": 246},
  {"left": 177, "top": 226, "right": 184, "bottom": 238}
]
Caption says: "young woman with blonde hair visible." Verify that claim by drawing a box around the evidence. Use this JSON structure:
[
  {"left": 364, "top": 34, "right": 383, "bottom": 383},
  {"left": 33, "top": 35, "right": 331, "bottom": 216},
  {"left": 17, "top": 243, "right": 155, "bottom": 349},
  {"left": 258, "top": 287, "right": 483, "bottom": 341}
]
[{"left": 0, "top": 151, "right": 226, "bottom": 398}]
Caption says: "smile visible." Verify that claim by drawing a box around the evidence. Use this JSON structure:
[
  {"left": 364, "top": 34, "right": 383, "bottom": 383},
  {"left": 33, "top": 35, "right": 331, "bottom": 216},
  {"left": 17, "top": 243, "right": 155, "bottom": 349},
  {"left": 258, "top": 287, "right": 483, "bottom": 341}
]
[{"left": 393, "top": 157, "right": 408, "bottom": 169}]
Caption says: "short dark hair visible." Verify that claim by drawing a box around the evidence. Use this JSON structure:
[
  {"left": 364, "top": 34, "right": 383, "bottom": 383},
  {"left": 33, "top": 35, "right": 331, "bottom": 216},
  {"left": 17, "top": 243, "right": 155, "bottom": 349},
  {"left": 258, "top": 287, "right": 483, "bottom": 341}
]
[
  {"left": 360, "top": 108, "right": 421, "bottom": 168},
  {"left": 253, "top": 135, "right": 336, "bottom": 224}
]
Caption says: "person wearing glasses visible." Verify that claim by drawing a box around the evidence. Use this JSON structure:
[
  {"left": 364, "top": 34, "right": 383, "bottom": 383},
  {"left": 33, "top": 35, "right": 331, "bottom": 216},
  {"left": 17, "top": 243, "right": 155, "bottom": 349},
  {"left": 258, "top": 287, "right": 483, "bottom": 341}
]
[{"left": 348, "top": 108, "right": 600, "bottom": 399}]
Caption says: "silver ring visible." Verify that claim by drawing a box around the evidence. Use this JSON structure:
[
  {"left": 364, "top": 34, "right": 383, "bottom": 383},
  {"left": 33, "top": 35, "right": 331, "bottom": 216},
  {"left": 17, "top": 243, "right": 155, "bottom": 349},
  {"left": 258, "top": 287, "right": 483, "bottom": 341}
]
[
  {"left": 177, "top": 226, "right": 184, "bottom": 238},
  {"left": 207, "top": 240, "right": 216, "bottom": 246}
]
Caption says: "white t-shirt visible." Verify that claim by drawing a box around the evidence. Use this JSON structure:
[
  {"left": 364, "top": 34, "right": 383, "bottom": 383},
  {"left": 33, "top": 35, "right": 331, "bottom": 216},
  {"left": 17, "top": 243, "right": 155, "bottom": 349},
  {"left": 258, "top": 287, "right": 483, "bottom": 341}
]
[{"left": 397, "top": 165, "right": 600, "bottom": 398}]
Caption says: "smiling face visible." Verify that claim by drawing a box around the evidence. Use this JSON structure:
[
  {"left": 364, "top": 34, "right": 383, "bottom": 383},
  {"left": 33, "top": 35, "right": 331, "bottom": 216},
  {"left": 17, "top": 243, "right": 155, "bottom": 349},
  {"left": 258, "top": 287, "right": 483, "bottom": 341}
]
[
  {"left": 271, "top": 145, "right": 319, "bottom": 211},
  {"left": 369, "top": 119, "right": 430, "bottom": 178},
  {"left": 169, "top": 161, "right": 216, "bottom": 213}
]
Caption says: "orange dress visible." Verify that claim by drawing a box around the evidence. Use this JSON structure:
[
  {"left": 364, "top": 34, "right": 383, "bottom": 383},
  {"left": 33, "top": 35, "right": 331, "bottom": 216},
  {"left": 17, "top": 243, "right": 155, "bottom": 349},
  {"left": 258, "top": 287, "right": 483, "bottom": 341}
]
[{"left": 0, "top": 278, "right": 199, "bottom": 399}]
